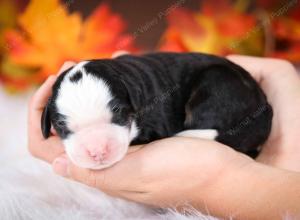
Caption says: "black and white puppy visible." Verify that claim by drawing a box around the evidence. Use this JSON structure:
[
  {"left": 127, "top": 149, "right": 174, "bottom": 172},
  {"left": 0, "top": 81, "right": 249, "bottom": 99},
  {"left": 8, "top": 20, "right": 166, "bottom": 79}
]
[{"left": 41, "top": 52, "right": 273, "bottom": 169}]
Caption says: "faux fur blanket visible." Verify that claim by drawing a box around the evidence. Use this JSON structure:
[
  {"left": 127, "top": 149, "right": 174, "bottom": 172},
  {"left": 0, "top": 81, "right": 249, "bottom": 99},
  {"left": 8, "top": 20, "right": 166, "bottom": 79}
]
[{"left": 0, "top": 88, "right": 217, "bottom": 220}]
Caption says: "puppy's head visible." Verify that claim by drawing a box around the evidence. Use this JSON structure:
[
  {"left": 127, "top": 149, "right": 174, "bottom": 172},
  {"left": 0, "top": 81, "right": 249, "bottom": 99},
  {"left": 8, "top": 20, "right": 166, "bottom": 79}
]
[{"left": 41, "top": 61, "right": 138, "bottom": 169}]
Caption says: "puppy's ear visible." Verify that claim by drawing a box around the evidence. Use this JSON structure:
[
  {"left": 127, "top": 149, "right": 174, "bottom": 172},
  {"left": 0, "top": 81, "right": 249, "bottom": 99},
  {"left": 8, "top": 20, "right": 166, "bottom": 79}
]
[
  {"left": 120, "top": 78, "right": 141, "bottom": 112},
  {"left": 41, "top": 98, "right": 52, "bottom": 139}
]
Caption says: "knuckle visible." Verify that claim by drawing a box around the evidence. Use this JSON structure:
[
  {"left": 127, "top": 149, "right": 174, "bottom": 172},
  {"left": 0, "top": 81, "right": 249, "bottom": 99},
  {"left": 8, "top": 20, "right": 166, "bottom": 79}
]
[{"left": 69, "top": 168, "right": 97, "bottom": 188}]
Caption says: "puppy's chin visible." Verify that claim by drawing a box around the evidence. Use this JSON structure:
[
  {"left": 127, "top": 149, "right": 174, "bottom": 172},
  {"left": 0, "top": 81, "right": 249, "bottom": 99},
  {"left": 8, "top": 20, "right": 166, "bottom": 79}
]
[
  {"left": 65, "top": 145, "right": 129, "bottom": 170},
  {"left": 63, "top": 137, "right": 129, "bottom": 170}
]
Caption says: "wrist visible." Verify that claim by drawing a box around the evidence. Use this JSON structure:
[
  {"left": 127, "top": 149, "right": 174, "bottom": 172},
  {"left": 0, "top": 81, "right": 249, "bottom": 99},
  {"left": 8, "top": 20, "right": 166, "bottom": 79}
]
[
  {"left": 197, "top": 158, "right": 300, "bottom": 219},
  {"left": 257, "top": 148, "right": 300, "bottom": 172}
]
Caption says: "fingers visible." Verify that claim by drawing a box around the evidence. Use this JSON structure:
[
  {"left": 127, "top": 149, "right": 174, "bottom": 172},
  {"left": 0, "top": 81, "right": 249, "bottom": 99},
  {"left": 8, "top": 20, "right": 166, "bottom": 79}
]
[
  {"left": 30, "top": 136, "right": 65, "bottom": 163},
  {"left": 52, "top": 155, "right": 69, "bottom": 176},
  {"left": 227, "top": 55, "right": 300, "bottom": 105},
  {"left": 51, "top": 138, "right": 224, "bottom": 191},
  {"left": 227, "top": 54, "right": 300, "bottom": 106},
  {"left": 52, "top": 155, "right": 106, "bottom": 188},
  {"left": 51, "top": 137, "right": 246, "bottom": 206},
  {"left": 28, "top": 75, "right": 65, "bottom": 162},
  {"left": 51, "top": 149, "right": 154, "bottom": 204},
  {"left": 28, "top": 75, "right": 57, "bottom": 140},
  {"left": 226, "top": 55, "right": 291, "bottom": 73},
  {"left": 227, "top": 55, "right": 265, "bottom": 82},
  {"left": 52, "top": 146, "right": 147, "bottom": 191},
  {"left": 111, "top": 50, "right": 130, "bottom": 58},
  {"left": 227, "top": 55, "right": 298, "bottom": 82},
  {"left": 52, "top": 154, "right": 151, "bottom": 203}
]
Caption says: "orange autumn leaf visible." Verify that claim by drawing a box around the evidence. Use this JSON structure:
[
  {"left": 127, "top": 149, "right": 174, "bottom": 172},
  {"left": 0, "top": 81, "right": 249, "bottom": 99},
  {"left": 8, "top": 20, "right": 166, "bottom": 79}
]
[
  {"left": 159, "top": 0, "right": 300, "bottom": 62},
  {"left": 216, "top": 12, "right": 256, "bottom": 38},
  {"left": 1, "top": 0, "right": 136, "bottom": 92},
  {"left": 160, "top": 8, "right": 221, "bottom": 54},
  {"left": 159, "top": 27, "right": 187, "bottom": 52},
  {"left": 81, "top": 5, "right": 132, "bottom": 55},
  {"left": 159, "top": 1, "right": 262, "bottom": 56}
]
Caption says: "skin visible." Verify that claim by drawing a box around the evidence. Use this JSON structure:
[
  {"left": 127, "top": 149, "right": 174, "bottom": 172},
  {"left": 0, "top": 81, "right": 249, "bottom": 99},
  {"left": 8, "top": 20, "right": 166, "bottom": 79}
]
[{"left": 28, "top": 55, "right": 300, "bottom": 220}]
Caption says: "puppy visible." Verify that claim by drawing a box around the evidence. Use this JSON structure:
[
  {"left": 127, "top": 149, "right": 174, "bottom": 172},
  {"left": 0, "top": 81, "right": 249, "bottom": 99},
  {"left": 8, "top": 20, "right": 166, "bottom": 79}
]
[{"left": 41, "top": 52, "right": 273, "bottom": 169}]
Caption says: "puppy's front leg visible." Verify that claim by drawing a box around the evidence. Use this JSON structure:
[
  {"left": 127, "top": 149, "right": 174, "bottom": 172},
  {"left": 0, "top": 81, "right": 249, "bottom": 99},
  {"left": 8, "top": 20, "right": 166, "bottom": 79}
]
[{"left": 175, "top": 129, "right": 218, "bottom": 140}]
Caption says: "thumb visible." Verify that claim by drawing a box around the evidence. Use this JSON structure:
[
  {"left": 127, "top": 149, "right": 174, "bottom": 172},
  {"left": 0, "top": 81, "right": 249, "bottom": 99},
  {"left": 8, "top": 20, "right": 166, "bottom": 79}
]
[{"left": 52, "top": 155, "right": 105, "bottom": 188}]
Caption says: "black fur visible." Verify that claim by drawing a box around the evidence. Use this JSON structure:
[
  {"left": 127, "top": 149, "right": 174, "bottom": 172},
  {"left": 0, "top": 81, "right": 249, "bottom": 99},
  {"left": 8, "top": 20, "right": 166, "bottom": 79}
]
[
  {"left": 41, "top": 52, "right": 273, "bottom": 157},
  {"left": 69, "top": 71, "right": 82, "bottom": 83}
]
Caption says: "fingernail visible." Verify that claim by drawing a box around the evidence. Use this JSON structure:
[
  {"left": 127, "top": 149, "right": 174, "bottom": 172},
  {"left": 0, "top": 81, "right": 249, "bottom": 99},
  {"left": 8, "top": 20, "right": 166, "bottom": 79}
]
[{"left": 53, "top": 157, "right": 69, "bottom": 177}]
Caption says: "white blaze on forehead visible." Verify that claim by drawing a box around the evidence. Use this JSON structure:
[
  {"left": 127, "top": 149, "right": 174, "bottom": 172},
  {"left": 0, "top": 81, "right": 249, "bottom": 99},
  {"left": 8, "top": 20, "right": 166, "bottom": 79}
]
[
  {"left": 68, "top": 61, "right": 88, "bottom": 77},
  {"left": 56, "top": 61, "right": 113, "bottom": 129}
]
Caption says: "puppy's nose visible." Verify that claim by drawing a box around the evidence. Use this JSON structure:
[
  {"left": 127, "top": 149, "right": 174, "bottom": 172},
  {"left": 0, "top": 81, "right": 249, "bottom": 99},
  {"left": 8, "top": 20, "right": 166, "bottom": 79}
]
[{"left": 86, "top": 146, "right": 110, "bottom": 162}]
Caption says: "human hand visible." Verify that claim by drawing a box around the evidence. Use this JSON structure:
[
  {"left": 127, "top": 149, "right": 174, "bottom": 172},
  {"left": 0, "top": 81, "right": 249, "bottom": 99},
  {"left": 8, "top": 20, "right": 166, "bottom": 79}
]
[
  {"left": 227, "top": 55, "right": 300, "bottom": 171},
  {"left": 28, "top": 55, "right": 253, "bottom": 212},
  {"left": 28, "top": 73, "right": 251, "bottom": 214},
  {"left": 28, "top": 55, "right": 300, "bottom": 219},
  {"left": 53, "top": 137, "right": 253, "bottom": 209},
  {"left": 50, "top": 56, "right": 300, "bottom": 214}
]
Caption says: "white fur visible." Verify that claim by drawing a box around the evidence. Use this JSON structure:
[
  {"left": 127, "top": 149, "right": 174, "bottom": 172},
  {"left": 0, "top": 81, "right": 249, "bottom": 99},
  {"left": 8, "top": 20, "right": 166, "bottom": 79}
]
[
  {"left": 64, "top": 124, "right": 130, "bottom": 170},
  {"left": 55, "top": 62, "right": 138, "bottom": 169},
  {"left": 175, "top": 129, "right": 218, "bottom": 140},
  {"left": 56, "top": 62, "right": 113, "bottom": 130},
  {"left": 68, "top": 61, "right": 88, "bottom": 76},
  {"left": 129, "top": 121, "right": 139, "bottom": 140}
]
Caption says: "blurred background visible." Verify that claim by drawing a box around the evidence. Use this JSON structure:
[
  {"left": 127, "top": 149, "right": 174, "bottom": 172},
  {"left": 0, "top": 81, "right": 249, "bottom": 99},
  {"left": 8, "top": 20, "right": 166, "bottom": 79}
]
[
  {"left": 0, "top": 0, "right": 299, "bottom": 179},
  {"left": 0, "top": 0, "right": 299, "bottom": 93}
]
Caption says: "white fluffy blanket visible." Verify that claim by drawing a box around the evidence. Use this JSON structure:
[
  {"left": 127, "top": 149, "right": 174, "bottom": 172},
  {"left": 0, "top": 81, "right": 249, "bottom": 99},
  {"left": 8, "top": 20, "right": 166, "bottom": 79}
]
[{"left": 0, "top": 88, "right": 218, "bottom": 220}]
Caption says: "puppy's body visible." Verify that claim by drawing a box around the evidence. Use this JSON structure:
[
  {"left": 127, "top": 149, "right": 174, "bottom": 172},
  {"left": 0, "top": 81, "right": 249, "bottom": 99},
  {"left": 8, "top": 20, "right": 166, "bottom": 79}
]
[
  {"left": 42, "top": 53, "right": 272, "bottom": 169},
  {"left": 113, "top": 53, "right": 272, "bottom": 154}
]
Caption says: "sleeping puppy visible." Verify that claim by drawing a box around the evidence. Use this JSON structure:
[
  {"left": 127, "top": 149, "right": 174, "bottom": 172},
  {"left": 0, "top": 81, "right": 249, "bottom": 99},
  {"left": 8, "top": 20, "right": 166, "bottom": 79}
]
[{"left": 41, "top": 52, "right": 273, "bottom": 169}]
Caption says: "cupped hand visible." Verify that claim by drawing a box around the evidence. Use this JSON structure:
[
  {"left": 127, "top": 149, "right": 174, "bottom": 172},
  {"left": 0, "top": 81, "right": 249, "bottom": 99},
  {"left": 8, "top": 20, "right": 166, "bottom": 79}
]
[
  {"left": 53, "top": 137, "right": 252, "bottom": 209},
  {"left": 27, "top": 55, "right": 300, "bottom": 216},
  {"left": 28, "top": 57, "right": 252, "bottom": 211}
]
